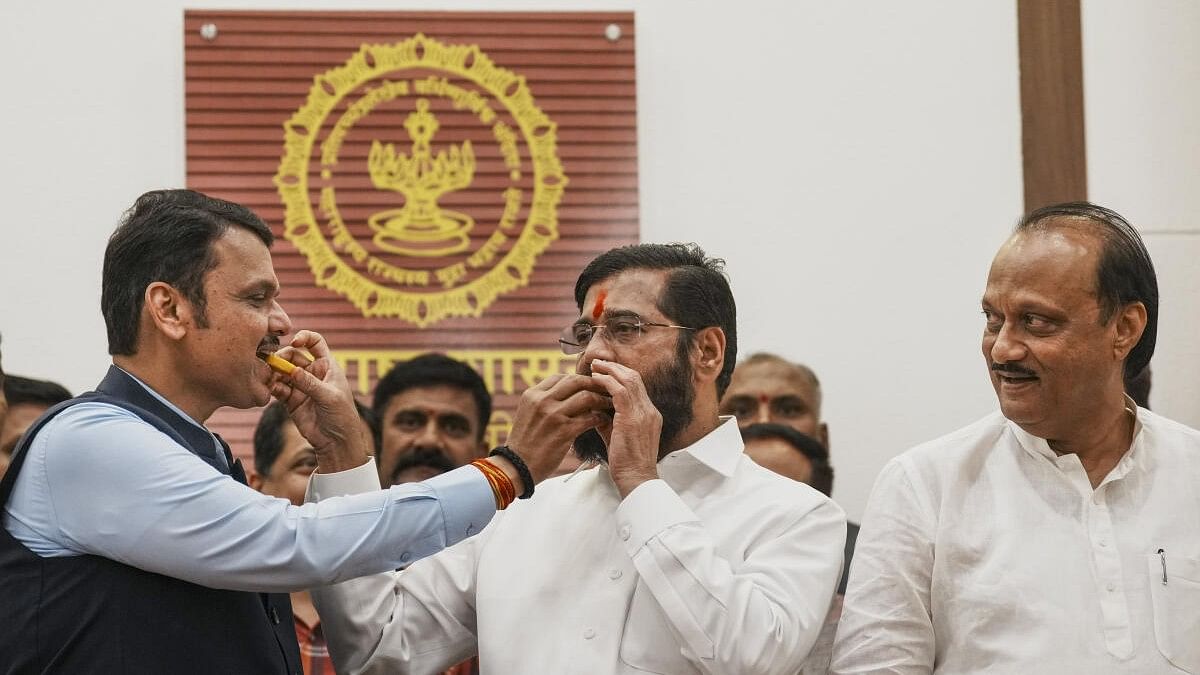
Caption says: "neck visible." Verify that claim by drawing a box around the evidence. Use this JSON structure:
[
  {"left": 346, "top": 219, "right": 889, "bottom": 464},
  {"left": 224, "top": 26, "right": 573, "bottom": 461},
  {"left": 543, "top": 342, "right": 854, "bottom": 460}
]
[
  {"left": 113, "top": 355, "right": 215, "bottom": 423},
  {"left": 663, "top": 404, "right": 721, "bottom": 456},
  {"left": 1044, "top": 395, "right": 1135, "bottom": 488}
]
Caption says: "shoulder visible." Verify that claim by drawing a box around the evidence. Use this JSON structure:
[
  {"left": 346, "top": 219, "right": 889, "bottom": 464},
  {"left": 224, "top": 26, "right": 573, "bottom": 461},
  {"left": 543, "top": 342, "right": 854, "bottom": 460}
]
[
  {"left": 1138, "top": 408, "right": 1200, "bottom": 459},
  {"left": 735, "top": 456, "right": 846, "bottom": 531},
  {"left": 30, "top": 400, "right": 188, "bottom": 464}
]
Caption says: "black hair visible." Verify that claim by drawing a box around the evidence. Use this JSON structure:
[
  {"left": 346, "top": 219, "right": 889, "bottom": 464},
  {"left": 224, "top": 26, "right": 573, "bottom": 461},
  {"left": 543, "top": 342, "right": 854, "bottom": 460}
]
[
  {"left": 1016, "top": 202, "right": 1157, "bottom": 378},
  {"left": 102, "top": 189, "right": 273, "bottom": 356},
  {"left": 740, "top": 422, "right": 834, "bottom": 496},
  {"left": 573, "top": 243, "right": 738, "bottom": 397},
  {"left": 372, "top": 353, "right": 492, "bottom": 440},
  {"left": 3, "top": 375, "right": 72, "bottom": 408},
  {"left": 253, "top": 399, "right": 378, "bottom": 478}
]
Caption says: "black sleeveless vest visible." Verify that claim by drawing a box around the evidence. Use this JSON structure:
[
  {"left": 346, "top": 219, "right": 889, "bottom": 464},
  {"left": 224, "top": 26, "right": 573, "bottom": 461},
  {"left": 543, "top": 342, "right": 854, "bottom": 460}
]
[{"left": 0, "top": 367, "right": 302, "bottom": 674}]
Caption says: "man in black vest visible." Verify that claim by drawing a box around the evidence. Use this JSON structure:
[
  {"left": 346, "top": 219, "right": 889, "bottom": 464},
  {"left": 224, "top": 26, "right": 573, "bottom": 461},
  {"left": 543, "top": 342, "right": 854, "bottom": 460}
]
[{"left": 0, "top": 190, "right": 593, "bottom": 674}]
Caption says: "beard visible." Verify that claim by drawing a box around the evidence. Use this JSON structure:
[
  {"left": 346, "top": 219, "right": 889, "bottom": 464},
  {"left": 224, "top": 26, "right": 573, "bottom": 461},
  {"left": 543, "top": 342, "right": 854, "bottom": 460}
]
[{"left": 573, "top": 338, "right": 696, "bottom": 464}]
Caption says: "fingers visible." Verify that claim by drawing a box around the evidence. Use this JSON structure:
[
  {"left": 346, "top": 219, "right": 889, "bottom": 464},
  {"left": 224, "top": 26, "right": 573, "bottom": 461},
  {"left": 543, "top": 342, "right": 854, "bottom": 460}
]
[
  {"left": 289, "top": 329, "right": 331, "bottom": 359},
  {"left": 588, "top": 359, "right": 650, "bottom": 411}
]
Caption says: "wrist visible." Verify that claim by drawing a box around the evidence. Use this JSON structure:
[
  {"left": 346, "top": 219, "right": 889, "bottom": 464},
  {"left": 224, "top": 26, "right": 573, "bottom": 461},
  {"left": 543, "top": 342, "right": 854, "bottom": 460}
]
[
  {"left": 613, "top": 469, "right": 658, "bottom": 499},
  {"left": 482, "top": 456, "right": 524, "bottom": 496},
  {"left": 489, "top": 446, "right": 535, "bottom": 499},
  {"left": 314, "top": 443, "right": 371, "bottom": 474}
]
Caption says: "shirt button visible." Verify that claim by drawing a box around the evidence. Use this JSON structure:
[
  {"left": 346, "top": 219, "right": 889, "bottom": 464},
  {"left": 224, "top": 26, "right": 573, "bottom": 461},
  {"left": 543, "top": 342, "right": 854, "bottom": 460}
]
[
  {"left": 608, "top": 569, "right": 623, "bottom": 580},
  {"left": 619, "top": 526, "right": 631, "bottom": 541},
  {"left": 583, "top": 628, "right": 596, "bottom": 640},
  {"left": 400, "top": 552, "right": 412, "bottom": 564},
  {"left": 1098, "top": 540, "right": 1108, "bottom": 548},
  {"left": 1106, "top": 583, "right": 1116, "bottom": 592}
]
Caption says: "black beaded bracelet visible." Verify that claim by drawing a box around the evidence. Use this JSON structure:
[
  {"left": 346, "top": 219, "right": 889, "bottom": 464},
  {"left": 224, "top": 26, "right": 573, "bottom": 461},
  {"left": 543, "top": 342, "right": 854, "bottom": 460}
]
[{"left": 489, "top": 445, "right": 535, "bottom": 499}]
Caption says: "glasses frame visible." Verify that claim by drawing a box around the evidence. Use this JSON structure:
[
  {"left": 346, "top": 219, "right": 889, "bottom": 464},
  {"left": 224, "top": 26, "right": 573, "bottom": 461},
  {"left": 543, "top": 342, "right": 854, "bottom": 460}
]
[{"left": 559, "top": 313, "right": 696, "bottom": 355}]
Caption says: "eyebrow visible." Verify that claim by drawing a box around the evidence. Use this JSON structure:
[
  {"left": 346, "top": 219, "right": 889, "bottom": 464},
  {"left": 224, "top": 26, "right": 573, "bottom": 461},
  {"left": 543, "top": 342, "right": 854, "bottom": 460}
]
[
  {"left": 239, "top": 279, "right": 280, "bottom": 296},
  {"left": 576, "top": 308, "right": 641, "bottom": 324}
]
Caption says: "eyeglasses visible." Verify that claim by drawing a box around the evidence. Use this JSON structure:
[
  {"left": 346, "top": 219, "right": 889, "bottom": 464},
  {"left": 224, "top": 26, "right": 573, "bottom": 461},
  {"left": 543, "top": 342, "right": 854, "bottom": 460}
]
[{"left": 559, "top": 314, "right": 696, "bottom": 355}]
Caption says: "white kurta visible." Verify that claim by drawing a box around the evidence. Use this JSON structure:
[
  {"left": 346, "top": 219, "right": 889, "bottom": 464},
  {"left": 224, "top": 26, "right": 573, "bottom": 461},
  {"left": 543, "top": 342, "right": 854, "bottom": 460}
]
[
  {"left": 309, "top": 418, "right": 846, "bottom": 675},
  {"left": 832, "top": 403, "right": 1200, "bottom": 674}
]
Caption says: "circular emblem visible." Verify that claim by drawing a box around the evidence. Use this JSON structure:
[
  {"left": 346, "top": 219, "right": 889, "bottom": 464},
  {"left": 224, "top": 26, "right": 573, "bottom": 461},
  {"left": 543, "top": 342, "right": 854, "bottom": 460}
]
[{"left": 275, "top": 34, "right": 568, "bottom": 327}]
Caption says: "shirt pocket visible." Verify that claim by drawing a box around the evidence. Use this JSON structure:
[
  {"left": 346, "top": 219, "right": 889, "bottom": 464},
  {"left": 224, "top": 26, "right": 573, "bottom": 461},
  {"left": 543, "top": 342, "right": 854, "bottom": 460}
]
[{"left": 1148, "top": 552, "right": 1200, "bottom": 673}]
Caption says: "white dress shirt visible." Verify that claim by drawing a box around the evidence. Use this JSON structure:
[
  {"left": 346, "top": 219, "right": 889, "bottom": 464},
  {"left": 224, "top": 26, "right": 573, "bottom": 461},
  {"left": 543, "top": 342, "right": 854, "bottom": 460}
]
[
  {"left": 832, "top": 403, "right": 1200, "bottom": 674},
  {"left": 309, "top": 417, "right": 846, "bottom": 675},
  {"left": 4, "top": 371, "right": 496, "bottom": 592}
]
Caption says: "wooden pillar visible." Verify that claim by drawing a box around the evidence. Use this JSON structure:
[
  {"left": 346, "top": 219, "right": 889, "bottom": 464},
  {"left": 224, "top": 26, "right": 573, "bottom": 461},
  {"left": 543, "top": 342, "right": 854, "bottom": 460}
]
[{"left": 1017, "top": 0, "right": 1088, "bottom": 211}]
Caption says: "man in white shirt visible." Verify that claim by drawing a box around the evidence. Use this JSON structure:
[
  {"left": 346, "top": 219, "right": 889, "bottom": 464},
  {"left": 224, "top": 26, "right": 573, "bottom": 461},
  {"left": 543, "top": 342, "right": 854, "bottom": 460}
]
[
  {"left": 309, "top": 243, "right": 847, "bottom": 674},
  {"left": 832, "top": 202, "right": 1200, "bottom": 674}
]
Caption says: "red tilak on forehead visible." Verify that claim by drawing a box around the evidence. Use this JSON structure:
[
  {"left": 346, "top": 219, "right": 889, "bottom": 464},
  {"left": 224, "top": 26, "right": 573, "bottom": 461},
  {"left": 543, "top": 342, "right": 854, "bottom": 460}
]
[
  {"left": 591, "top": 290, "right": 607, "bottom": 320},
  {"left": 759, "top": 394, "right": 770, "bottom": 404}
]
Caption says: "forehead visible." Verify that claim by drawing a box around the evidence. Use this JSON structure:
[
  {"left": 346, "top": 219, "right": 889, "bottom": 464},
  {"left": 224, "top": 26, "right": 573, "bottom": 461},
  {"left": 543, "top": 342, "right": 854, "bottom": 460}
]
[
  {"left": 208, "top": 226, "right": 276, "bottom": 285},
  {"left": 726, "top": 360, "right": 817, "bottom": 401},
  {"left": 278, "top": 420, "right": 312, "bottom": 460},
  {"left": 985, "top": 227, "right": 1102, "bottom": 302},
  {"left": 383, "top": 384, "right": 480, "bottom": 422},
  {"left": 579, "top": 268, "right": 671, "bottom": 318}
]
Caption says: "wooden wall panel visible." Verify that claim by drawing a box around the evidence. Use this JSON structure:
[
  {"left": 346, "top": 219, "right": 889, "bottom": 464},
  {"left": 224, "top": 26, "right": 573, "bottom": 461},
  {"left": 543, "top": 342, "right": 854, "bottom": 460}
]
[
  {"left": 184, "top": 10, "right": 638, "bottom": 463},
  {"left": 1017, "top": 0, "right": 1087, "bottom": 211}
]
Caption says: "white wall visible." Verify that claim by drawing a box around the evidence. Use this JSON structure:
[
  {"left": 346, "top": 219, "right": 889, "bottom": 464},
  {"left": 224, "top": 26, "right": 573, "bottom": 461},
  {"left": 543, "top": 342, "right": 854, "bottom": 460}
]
[
  {"left": 1082, "top": 0, "right": 1200, "bottom": 429},
  {"left": 1, "top": 0, "right": 1057, "bottom": 522}
]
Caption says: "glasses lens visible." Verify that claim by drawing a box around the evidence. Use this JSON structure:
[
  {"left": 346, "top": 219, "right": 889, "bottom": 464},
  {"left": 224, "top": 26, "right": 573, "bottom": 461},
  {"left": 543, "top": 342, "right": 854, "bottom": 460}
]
[{"left": 559, "top": 324, "right": 590, "bottom": 354}]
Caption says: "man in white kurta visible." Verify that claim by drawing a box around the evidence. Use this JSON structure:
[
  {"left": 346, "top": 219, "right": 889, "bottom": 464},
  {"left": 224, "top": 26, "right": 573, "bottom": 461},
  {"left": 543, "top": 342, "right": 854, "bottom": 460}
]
[
  {"left": 832, "top": 203, "right": 1200, "bottom": 674},
  {"left": 310, "top": 244, "right": 847, "bottom": 674}
]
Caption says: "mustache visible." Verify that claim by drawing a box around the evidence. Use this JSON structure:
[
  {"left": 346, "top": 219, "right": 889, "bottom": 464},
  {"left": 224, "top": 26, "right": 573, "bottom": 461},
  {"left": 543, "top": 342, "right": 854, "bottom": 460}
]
[
  {"left": 991, "top": 362, "right": 1037, "bottom": 377},
  {"left": 390, "top": 446, "right": 457, "bottom": 481}
]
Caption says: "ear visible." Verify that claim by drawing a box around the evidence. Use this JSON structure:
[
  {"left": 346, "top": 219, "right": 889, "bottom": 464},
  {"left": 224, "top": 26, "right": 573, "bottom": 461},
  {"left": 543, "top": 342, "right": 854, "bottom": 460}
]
[
  {"left": 692, "top": 326, "right": 726, "bottom": 385},
  {"left": 144, "top": 282, "right": 193, "bottom": 342},
  {"left": 1111, "top": 301, "right": 1148, "bottom": 362},
  {"left": 247, "top": 471, "right": 264, "bottom": 492}
]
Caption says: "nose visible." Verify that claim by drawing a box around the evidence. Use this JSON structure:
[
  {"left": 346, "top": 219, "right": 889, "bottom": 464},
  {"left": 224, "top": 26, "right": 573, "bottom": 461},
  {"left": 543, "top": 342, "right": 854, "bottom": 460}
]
[
  {"left": 415, "top": 418, "right": 444, "bottom": 448},
  {"left": 755, "top": 402, "right": 772, "bottom": 424},
  {"left": 988, "top": 321, "right": 1027, "bottom": 364},
  {"left": 269, "top": 300, "right": 293, "bottom": 337}
]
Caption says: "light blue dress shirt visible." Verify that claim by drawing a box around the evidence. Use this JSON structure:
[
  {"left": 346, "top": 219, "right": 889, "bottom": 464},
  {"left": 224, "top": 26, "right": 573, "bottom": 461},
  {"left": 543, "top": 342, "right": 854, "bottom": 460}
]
[{"left": 3, "top": 370, "right": 496, "bottom": 593}]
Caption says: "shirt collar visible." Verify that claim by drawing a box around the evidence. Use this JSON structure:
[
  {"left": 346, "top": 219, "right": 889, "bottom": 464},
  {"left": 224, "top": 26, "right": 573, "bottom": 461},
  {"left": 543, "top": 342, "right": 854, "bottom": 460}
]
[
  {"left": 114, "top": 365, "right": 210, "bottom": 434},
  {"left": 661, "top": 415, "right": 743, "bottom": 477},
  {"left": 567, "top": 415, "right": 744, "bottom": 483},
  {"left": 1007, "top": 395, "right": 1145, "bottom": 472}
]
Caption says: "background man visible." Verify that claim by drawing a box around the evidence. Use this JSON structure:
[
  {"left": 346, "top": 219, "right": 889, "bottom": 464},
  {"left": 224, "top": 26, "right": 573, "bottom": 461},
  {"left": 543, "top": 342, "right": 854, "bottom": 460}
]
[
  {"left": 373, "top": 353, "right": 492, "bottom": 486},
  {"left": 310, "top": 243, "right": 846, "bottom": 674},
  {"left": 721, "top": 353, "right": 858, "bottom": 594},
  {"left": 721, "top": 353, "right": 827, "bottom": 446},
  {"left": 0, "top": 189, "right": 564, "bottom": 674},
  {"left": 832, "top": 203, "right": 1199, "bottom": 673},
  {"left": 0, "top": 375, "right": 72, "bottom": 457}
]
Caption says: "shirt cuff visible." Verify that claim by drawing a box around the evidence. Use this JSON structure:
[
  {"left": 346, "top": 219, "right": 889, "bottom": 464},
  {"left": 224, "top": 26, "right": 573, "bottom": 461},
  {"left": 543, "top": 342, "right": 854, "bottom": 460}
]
[
  {"left": 305, "top": 457, "right": 380, "bottom": 502},
  {"left": 422, "top": 465, "right": 497, "bottom": 544},
  {"left": 615, "top": 478, "right": 699, "bottom": 555}
]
